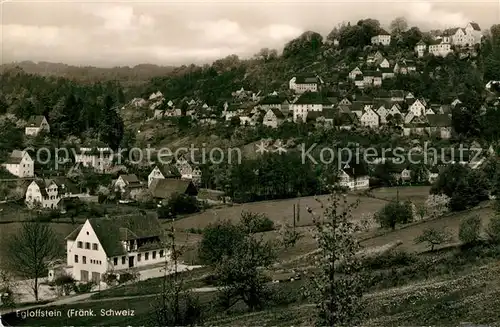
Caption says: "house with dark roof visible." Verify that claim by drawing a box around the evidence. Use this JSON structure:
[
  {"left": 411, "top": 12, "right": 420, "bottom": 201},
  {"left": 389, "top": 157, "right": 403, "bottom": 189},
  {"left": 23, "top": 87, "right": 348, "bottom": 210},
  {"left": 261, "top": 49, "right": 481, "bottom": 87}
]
[
  {"left": 289, "top": 75, "right": 323, "bottom": 94},
  {"left": 64, "top": 213, "right": 169, "bottom": 282},
  {"left": 258, "top": 95, "right": 290, "bottom": 113},
  {"left": 371, "top": 29, "right": 391, "bottom": 46},
  {"left": 2, "top": 150, "right": 34, "bottom": 178},
  {"left": 149, "top": 178, "right": 198, "bottom": 201},
  {"left": 262, "top": 108, "right": 286, "bottom": 128},
  {"left": 290, "top": 91, "right": 331, "bottom": 122},
  {"left": 25, "top": 115, "right": 50, "bottom": 136},
  {"left": 114, "top": 174, "right": 145, "bottom": 198},
  {"left": 426, "top": 114, "right": 452, "bottom": 139},
  {"left": 25, "top": 177, "right": 80, "bottom": 209},
  {"left": 148, "top": 164, "right": 181, "bottom": 187},
  {"left": 338, "top": 162, "right": 369, "bottom": 190}
]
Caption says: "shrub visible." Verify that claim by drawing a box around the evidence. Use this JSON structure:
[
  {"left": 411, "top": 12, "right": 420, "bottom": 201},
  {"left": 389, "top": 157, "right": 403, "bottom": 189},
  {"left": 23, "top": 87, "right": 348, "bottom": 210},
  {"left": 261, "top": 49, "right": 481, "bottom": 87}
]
[
  {"left": 0, "top": 287, "right": 15, "bottom": 308},
  {"left": 73, "top": 281, "right": 95, "bottom": 294},
  {"left": 102, "top": 273, "right": 118, "bottom": 286},
  {"left": 54, "top": 274, "right": 76, "bottom": 296},
  {"left": 458, "top": 215, "right": 482, "bottom": 245},
  {"left": 166, "top": 193, "right": 200, "bottom": 216},
  {"left": 119, "top": 271, "right": 139, "bottom": 284},
  {"left": 240, "top": 211, "right": 274, "bottom": 233},
  {"left": 486, "top": 215, "right": 500, "bottom": 243}
]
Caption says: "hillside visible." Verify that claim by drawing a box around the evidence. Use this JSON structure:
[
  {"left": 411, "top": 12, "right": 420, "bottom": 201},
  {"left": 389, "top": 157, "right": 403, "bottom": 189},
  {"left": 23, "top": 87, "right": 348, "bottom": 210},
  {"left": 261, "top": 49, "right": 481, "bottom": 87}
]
[{"left": 0, "top": 61, "right": 176, "bottom": 84}]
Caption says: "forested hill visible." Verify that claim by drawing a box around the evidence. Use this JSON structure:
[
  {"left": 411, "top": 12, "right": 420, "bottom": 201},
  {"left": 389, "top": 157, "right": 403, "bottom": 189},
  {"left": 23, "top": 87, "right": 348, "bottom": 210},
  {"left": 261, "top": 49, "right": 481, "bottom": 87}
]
[
  {"left": 0, "top": 19, "right": 499, "bottom": 155},
  {"left": 0, "top": 61, "right": 176, "bottom": 84}
]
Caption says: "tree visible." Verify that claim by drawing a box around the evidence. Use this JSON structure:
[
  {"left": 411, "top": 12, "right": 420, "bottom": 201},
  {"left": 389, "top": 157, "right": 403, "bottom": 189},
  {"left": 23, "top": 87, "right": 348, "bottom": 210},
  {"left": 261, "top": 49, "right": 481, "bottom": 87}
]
[
  {"left": 374, "top": 200, "right": 414, "bottom": 230},
  {"left": 198, "top": 220, "right": 245, "bottom": 265},
  {"left": 153, "top": 221, "right": 203, "bottom": 326},
  {"left": 458, "top": 215, "right": 481, "bottom": 245},
  {"left": 4, "top": 222, "right": 62, "bottom": 301},
  {"left": 414, "top": 227, "right": 451, "bottom": 251},
  {"left": 214, "top": 232, "right": 275, "bottom": 311},
  {"left": 486, "top": 215, "right": 500, "bottom": 243},
  {"left": 389, "top": 17, "right": 408, "bottom": 35},
  {"left": 309, "top": 192, "right": 364, "bottom": 326}
]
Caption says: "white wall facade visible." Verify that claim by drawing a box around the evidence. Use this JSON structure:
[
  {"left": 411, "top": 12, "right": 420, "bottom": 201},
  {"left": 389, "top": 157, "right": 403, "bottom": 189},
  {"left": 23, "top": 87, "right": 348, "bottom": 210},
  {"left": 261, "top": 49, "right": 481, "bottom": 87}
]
[{"left": 3, "top": 152, "right": 34, "bottom": 178}]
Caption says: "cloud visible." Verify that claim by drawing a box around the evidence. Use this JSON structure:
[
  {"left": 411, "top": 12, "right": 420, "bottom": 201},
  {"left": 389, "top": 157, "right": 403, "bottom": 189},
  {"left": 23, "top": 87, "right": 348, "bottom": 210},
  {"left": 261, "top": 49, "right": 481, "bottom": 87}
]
[
  {"left": 1, "top": 0, "right": 498, "bottom": 67},
  {"left": 404, "top": 1, "right": 470, "bottom": 29}
]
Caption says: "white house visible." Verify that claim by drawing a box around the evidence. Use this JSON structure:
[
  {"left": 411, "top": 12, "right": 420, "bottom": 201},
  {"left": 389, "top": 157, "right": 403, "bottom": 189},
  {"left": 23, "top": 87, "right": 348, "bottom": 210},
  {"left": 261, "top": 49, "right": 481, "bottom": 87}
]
[
  {"left": 64, "top": 214, "right": 170, "bottom": 282},
  {"left": 290, "top": 91, "right": 328, "bottom": 122},
  {"left": 74, "top": 147, "right": 113, "bottom": 173},
  {"left": 289, "top": 75, "right": 323, "bottom": 94},
  {"left": 371, "top": 30, "right": 391, "bottom": 46},
  {"left": 25, "top": 115, "right": 50, "bottom": 136},
  {"left": 2, "top": 150, "right": 34, "bottom": 178},
  {"left": 338, "top": 163, "right": 369, "bottom": 190},
  {"left": 360, "top": 107, "right": 380, "bottom": 128},
  {"left": 428, "top": 39, "right": 452, "bottom": 57},
  {"left": 25, "top": 177, "right": 79, "bottom": 209},
  {"left": 148, "top": 164, "right": 180, "bottom": 187},
  {"left": 407, "top": 98, "right": 426, "bottom": 117},
  {"left": 114, "top": 174, "right": 143, "bottom": 195},
  {"left": 262, "top": 108, "right": 285, "bottom": 128},
  {"left": 175, "top": 159, "right": 202, "bottom": 184},
  {"left": 349, "top": 67, "right": 363, "bottom": 80},
  {"left": 414, "top": 40, "right": 427, "bottom": 57}
]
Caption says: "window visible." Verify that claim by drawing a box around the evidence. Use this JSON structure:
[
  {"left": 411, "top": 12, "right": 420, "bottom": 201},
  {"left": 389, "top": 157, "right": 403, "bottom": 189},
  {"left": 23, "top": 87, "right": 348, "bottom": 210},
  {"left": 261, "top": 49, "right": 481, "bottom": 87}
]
[
  {"left": 160, "top": 250, "right": 164, "bottom": 258},
  {"left": 82, "top": 256, "right": 86, "bottom": 264},
  {"left": 85, "top": 242, "right": 90, "bottom": 249},
  {"left": 122, "top": 256, "right": 126, "bottom": 265},
  {"left": 92, "top": 243, "right": 98, "bottom": 250},
  {"left": 152, "top": 251, "right": 156, "bottom": 259},
  {"left": 74, "top": 255, "right": 78, "bottom": 263},
  {"left": 145, "top": 252, "right": 149, "bottom": 260},
  {"left": 77, "top": 241, "right": 82, "bottom": 248},
  {"left": 113, "top": 258, "right": 118, "bottom": 265},
  {"left": 138, "top": 253, "right": 141, "bottom": 262}
]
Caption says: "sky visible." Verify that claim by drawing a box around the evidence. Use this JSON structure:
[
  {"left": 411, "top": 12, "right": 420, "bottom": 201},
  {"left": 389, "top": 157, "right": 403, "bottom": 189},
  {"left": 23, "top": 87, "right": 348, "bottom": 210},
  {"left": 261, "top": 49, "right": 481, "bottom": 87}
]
[{"left": 1, "top": 0, "right": 499, "bottom": 67}]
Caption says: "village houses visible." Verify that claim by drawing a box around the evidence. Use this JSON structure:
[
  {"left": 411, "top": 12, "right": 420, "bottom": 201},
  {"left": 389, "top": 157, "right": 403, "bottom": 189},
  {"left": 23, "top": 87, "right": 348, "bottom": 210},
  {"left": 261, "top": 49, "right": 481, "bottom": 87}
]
[
  {"left": 25, "top": 115, "right": 50, "bottom": 136},
  {"left": 74, "top": 147, "right": 114, "bottom": 173},
  {"left": 114, "top": 174, "right": 144, "bottom": 198},
  {"left": 2, "top": 150, "right": 34, "bottom": 178}
]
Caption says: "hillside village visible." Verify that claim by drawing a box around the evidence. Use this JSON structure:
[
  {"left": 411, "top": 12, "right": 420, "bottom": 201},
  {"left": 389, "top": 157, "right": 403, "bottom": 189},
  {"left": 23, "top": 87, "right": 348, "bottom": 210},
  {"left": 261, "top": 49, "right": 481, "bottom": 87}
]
[{"left": 1, "top": 16, "right": 500, "bottom": 327}]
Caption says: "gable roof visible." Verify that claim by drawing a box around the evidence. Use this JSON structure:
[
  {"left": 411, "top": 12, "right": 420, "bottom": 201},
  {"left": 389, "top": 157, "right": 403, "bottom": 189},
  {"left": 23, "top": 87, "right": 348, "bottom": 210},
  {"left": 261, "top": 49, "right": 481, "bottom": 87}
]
[
  {"left": 294, "top": 91, "right": 330, "bottom": 105},
  {"left": 259, "top": 95, "right": 287, "bottom": 105},
  {"left": 155, "top": 164, "right": 181, "bottom": 178},
  {"left": 86, "top": 213, "right": 163, "bottom": 257},
  {"left": 5, "top": 150, "right": 27, "bottom": 164},
  {"left": 26, "top": 115, "right": 46, "bottom": 127},
  {"left": 341, "top": 162, "right": 368, "bottom": 177},
  {"left": 377, "top": 29, "right": 390, "bottom": 35},
  {"left": 468, "top": 22, "right": 481, "bottom": 31},
  {"left": 267, "top": 108, "right": 285, "bottom": 119},
  {"left": 149, "top": 178, "right": 198, "bottom": 199},
  {"left": 294, "top": 75, "right": 321, "bottom": 84}
]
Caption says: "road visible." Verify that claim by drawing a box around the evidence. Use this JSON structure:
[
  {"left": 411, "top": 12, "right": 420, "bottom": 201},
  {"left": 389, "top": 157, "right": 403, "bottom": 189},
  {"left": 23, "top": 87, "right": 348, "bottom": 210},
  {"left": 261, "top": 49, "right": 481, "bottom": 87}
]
[{"left": 0, "top": 286, "right": 218, "bottom": 315}]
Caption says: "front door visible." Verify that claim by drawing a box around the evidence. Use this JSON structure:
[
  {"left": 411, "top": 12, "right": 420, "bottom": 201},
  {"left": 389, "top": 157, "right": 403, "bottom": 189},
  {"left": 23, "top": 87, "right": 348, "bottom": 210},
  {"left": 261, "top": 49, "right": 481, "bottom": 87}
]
[
  {"left": 91, "top": 272, "right": 100, "bottom": 283},
  {"left": 128, "top": 256, "right": 134, "bottom": 268},
  {"left": 80, "top": 270, "right": 89, "bottom": 282}
]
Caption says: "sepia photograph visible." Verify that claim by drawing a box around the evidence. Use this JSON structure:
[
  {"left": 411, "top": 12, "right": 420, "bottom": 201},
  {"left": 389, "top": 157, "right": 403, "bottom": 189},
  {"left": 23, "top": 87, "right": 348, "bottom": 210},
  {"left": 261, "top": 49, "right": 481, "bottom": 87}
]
[{"left": 0, "top": 0, "right": 500, "bottom": 326}]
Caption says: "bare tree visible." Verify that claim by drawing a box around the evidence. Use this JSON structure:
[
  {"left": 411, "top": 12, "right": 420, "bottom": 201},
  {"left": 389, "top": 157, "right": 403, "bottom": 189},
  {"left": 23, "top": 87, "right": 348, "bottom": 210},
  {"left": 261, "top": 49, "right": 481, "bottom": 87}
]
[
  {"left": 389, "top": 16, "right": 408, "bottom": 35},
  {"left": 4, "top": 221, "right": 62, "bottom": 302}
]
